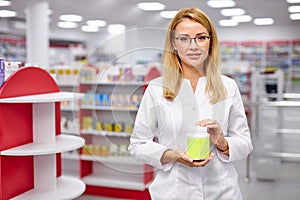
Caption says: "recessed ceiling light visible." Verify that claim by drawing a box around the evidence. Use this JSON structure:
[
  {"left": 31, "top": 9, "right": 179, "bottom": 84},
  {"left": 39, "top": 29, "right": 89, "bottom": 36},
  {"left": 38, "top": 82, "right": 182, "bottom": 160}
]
[
  {"left": 221, "top": 8, "right": 245, "bottom": 16},
  {"left": 0, "top": 10, "right": 16, "bottom": 17},
  {"left": 0, "top": 1, "right": 11, "bottom": 6},
  {"left": 138, "top": 2, "right": 165, "bottom": 11},
  {"left": 59, "top": 14, "right": 82, "bottom": 22},
  {"left": 207, "top": 0, "right": 235, "bottom": 8},
  {"left": 286, "top": 0, "right": 300, "bottom": 3},
  {"left": 160, "top": 10, "right": 178, "bottom": 19},
  {"left": 232, "top": 15, "right": 252, "bottom": 22},
  {"left": 87, "top": 20, "right": 106, "bottom": 27},
  {"left": 288, "top": 5, "right": 300, "bottom": 13},
  {"left": 219, "top": 19, "right": 238, "bottom": 27},
  {"left": 254, "top": 18, "right": 274, "bottom": 25},
  {"left": 290, "top": 13, "right": 300, "bottom": 20},
  {"left": 81, "top": 25, "right": 99, "bottom": 32},
  {"left": 108, "top": 24, "right": 126, "bottom": 34},
  {"left": 57, "top": 21, "right": 77, "bottom": 29}
]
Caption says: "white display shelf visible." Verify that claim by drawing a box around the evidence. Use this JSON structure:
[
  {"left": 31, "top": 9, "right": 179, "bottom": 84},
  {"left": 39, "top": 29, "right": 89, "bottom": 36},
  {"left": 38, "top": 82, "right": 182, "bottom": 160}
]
[
  {"left": 82, "top": 174, "right": 149, "bottom": 191},
  {"left": 57, "top": 82, "right": 79, "bottom": 87},
  {"left": 0, "top": 92, "right": 83, "bottom": 103},
  {"left": 11, "top": 176, "right": 85, "bottom": 200},
  {"left": 62, "top": 152, "right": 80, "bottom": 160},
  {"left": 277, "top": 129, "right": 300, "bottom": 135},
  {"left": 81, "top": 129, "right": 131, "bottom": 137},
  {"left": 61, "top": 106, "right": 79, "bottom": 111},
  {"left": 80, "top": 155, "right": 143, "bottom": 165},
  {"left": 260, "top": 101, "right": 300, "bottom": 107},
  {"left": 1, "top": 135, "right": 85, "bottom": 156},
  {"left": 80, "top": 80, "right": 144, "bottom": 86},
  {"left": 61, "top": 129, "right": 80, "bottom": 136},
  {"left": 260, "top": 152, "right": 300, "bottom": 159},
  {"left": 80, "top": 105, "right": 138, "bottom": 111}
]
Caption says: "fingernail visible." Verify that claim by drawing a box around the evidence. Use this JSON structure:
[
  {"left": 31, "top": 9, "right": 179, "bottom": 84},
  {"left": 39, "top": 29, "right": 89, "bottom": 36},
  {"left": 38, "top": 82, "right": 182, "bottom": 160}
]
[{"left": 188, "top": 158, "right": 193, "bottom": 162}]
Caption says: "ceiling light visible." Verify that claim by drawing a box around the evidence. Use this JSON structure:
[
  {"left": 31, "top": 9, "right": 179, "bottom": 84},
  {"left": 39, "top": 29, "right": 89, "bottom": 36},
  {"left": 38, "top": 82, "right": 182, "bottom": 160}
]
[
  {"left": 221, "top": 8, "right": 245, "bottom": 16},
  {"left": 138, "top": 2, "right": 165, "bottom": 11},
  {"left": 87, "top": 20, "right": 106, "bottom": 27},
  {"left": 288, "top": 5, "right": 300, "bottom": 13},
  {"left": 57, "top": 21, "right": 77, "bottom": 29},
  {"left": 219, "top": 19, "right": 238, "bottom": 27},
  {"left": 160, "top": 10, "right": 178, "bottom": 19},
  {"left": 286, "top": 0, "right": 300, "bottom": 3},
  {"left": 0, "top": 10, "right": 16, "bottom": 17},
  {"left": 207, "top": 0, "right": 235, "bottom": 8},
  {"left": 59, "top": 14, "right": 82, "bottom": 22},
  {"left": 290, "top": 13, "right": 300, "bottom": 20},
  {"left": 254, "top": 18, "right": 274, "bottom": 25},
  {"left": 0, "top": 1, "right": 11, "bottom": 6},
  {"left": 232, "top": 15, "right": 252, "bottom": 22},
  {"left": 81, "top": 25, "right": 99, "bottom": 32},
  {"left": 108, "top": 24, "right": 126, "bottom": 34}
]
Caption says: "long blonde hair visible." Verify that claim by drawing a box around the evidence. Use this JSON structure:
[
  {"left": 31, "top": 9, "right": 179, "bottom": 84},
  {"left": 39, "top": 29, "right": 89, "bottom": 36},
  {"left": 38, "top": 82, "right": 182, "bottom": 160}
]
[{"left": 162, "top": 8, "right": 227, "bottom": 104}]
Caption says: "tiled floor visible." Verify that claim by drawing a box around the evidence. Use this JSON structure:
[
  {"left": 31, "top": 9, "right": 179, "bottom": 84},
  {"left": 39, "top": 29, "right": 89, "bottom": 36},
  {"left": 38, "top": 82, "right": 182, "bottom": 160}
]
[{"left": 75, "top": 158, "right": 300, "bottom": 200}]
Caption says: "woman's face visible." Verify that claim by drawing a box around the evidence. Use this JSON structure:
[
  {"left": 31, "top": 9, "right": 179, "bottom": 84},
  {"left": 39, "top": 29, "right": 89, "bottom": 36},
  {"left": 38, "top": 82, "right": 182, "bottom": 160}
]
[{"left": 173, "top": 18, "right": 210, "bottom": 71}]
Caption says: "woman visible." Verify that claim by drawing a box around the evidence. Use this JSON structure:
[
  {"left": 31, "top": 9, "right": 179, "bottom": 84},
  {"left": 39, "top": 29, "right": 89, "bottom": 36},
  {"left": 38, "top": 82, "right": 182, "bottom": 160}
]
[{"left": 128, "top": 8, "right": 253, "bottom": 200}]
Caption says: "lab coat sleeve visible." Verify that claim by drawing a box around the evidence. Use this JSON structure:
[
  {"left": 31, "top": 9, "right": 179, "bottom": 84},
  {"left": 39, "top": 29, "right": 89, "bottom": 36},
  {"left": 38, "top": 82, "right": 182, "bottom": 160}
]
[
  {"left": 128, "top": 84, "right": 170, "bottom": 170},
  {"left": 218, "top": 81, "right": 253, "bottom": 162}
]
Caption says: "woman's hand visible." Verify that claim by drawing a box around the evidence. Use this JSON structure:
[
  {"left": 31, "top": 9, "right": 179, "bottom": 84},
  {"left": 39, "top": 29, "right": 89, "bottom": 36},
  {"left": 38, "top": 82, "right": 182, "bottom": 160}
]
[
  {"left": 197, "top": 119, "right": 229, "bottom": 152},
  {"left": 161, "top": 149, "right": 214, "bottom": 167}
]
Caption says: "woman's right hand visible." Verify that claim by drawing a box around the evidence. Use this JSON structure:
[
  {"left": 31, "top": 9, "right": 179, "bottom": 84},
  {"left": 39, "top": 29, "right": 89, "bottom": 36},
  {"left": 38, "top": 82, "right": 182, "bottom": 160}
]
[{"left": 161, "top": 149, "right": 214, "bottom": 167}]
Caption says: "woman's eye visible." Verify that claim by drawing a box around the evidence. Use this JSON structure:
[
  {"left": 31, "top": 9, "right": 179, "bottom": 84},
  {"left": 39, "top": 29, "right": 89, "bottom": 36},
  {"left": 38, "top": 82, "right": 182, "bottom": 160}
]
[
  {"left": 180, "top": 37, "right": 189, "bottom": 42},
  {"left": 197, "top": 36, "right": 206, "bottom": 40}
]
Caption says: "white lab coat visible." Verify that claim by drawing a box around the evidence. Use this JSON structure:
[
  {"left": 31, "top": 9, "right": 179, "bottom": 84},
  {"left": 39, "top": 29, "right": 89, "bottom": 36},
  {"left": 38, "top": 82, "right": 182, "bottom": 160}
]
[{"left": 128, "top": 76, "right": 253, "bottom": 200}]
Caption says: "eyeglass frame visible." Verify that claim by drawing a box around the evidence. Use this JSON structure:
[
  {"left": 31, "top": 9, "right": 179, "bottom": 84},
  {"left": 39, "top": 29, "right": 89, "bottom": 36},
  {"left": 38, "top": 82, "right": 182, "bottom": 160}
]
[{"left": 175, "top": 34, "right": 211, "bottom": 46}]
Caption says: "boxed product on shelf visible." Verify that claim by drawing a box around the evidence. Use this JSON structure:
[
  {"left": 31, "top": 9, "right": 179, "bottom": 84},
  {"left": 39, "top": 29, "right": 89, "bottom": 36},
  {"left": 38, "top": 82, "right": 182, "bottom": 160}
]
[
  {"left": 82, "top": 92, "right": 96, "bottom": 106},
  {"left": 82, "top": 144, "right": 129, "bottom": 157},
  {"left": 79, "top": 66, "right": 97, "bottom": 81},
  {"left": 48, "top": 66, "right": 80, "bottom": 84}
]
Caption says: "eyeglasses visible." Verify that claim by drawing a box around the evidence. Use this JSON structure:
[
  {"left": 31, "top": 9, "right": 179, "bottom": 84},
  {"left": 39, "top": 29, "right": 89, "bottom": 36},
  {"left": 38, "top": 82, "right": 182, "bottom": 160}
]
[{"left": 175, "top": 35, "right": 211, "bottom": 47}]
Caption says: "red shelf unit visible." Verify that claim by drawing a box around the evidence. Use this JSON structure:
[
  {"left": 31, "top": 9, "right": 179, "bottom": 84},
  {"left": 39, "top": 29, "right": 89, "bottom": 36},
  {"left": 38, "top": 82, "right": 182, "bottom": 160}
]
[
  {"left": 0, "top": 67, "right": 85, "bottom": 199},
  {"left": 79, "top": 67, "right": 160, "bottom": 200}
]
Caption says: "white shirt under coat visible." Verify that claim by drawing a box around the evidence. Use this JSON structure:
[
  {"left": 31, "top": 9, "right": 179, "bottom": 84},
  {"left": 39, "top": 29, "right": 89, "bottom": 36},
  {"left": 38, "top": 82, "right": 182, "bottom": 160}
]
[{"left": 128, "top": 76, "right": 253, "bottom": 200}]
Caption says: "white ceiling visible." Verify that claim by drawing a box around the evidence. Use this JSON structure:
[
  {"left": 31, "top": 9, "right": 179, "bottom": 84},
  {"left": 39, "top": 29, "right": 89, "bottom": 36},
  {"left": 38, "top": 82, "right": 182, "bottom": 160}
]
[{"left": 5, "top": 0, "right": 300, "bottom": 36}]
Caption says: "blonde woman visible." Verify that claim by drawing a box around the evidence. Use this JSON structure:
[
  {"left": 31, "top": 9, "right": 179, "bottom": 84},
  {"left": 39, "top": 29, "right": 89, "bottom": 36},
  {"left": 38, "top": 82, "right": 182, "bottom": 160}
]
[{"left": 129, "top": 8, "right": 253, "bottom": 200}]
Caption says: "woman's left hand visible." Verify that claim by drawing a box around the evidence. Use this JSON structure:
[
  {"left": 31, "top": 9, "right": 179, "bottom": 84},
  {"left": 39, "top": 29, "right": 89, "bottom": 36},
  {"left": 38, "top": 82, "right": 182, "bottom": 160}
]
[{"left": 197, "top": 119, "right": 228, "bottom": 151}]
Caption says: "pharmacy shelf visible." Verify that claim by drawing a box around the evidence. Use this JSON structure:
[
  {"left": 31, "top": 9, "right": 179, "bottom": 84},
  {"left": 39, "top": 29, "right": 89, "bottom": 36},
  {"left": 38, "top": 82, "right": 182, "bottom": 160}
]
[
  {"left": 57, "top": 82, "right": 79, "bottom": 87},
  {"left": 80, "top": 155, "right": 143, "bottom": 165},
  {"left": 11, "top": 176, "right": 85, "bottom": 200},
  {"left": 260, "top": 101, "right": 300, "bottom": 107},
  {"left": 0, "top": 91, "right": 83, "bottom": 103},
  {"left": 259, "top": 152, "right": 300, "bottom": 159},
  {"left": 0, "top": 67, "right": 86, "bottom": 199},
  {"left": 80, "top": 80, "right": 144, "bottom": 86},
  {"left": 81, "top": 129, "right": 131, "bottom": 137},
  {"left": 61, "top": 130, "right": 80, "bottom": 136},
  {"left": 79, "top": 67, "right": 160, "bottom": 199},
  {"left": 82, "top": 174, "right": 150, "bottom": 191},
  {"left": 277, "top": 129, "right": 300, "bottom": 135},
  {"left": 80, "top": 105, "right": 138, "bottom": 111},
  {"left": 61, "top": 105, "right": 79, "bottom": 111},
  {"left": 62, "top": 153, "right": 80, "bottom": 160},
  {"left": 1, "top": 135, "right": 84, "bottom": 156}
]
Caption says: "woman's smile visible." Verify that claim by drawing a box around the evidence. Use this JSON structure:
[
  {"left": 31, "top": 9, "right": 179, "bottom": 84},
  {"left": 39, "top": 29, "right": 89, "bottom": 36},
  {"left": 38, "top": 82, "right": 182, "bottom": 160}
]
[{"left": 186, "top": 53, "right": 201, "bottom": 60}]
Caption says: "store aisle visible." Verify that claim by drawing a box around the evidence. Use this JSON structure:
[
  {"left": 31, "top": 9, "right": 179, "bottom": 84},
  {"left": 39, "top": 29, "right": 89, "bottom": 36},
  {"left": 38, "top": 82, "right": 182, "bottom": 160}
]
[{"left": 76, "top": 158, "right": 300, "bottom": 200}]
